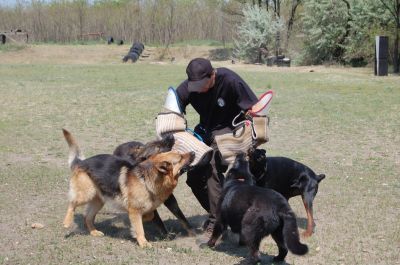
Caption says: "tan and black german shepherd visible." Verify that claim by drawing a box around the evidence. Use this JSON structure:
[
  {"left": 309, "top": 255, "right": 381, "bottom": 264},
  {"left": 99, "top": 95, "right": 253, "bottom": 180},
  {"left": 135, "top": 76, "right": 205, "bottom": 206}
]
[{"left": 62, "top": 129, "right": 194, "bottom": 247}]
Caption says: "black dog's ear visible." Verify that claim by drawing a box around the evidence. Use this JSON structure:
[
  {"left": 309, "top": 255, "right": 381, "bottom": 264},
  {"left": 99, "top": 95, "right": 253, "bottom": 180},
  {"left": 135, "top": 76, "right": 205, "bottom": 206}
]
[
  {"left": 259, "top": 149, "right": 266, "bottom": 155},
  {"left": 315, "top": 174, "right": 326, "bottom": 183},
  {"left": 291, "top": 174, "right": 309, "bottom": 189},
  {"left": 156, "top": 161, "right": 172, "bottom": 174}
]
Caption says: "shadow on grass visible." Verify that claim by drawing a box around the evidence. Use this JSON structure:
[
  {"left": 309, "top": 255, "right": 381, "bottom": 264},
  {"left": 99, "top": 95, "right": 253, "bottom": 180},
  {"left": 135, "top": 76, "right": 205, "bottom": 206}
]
[
  {"left": 208, "top": 237, "right": 291, "bottom": 265},
  {"left": 64, "top": 212, "right": 209, "bottom": 242},
  {"left": 65, "top": 213, "right": 298, "bottom": 264}
]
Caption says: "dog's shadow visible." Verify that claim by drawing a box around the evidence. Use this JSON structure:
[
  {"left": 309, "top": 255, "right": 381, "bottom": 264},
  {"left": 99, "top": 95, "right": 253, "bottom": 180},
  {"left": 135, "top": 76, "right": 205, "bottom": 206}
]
[
  {"left": 65, "top": 212, "right": 209, "bottom": 242},
  {"left": 65, "top": 213, "right": 297, "bottom": 264},
  {"left": 208, "top": 235, "right": 292, "bottom": 265}
]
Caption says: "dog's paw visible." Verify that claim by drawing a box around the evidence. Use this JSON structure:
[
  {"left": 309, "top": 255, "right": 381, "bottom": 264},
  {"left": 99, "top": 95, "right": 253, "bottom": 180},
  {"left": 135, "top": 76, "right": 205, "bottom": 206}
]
[
  {"left": 302, "top": 230, "right": 313, "bottom": 238},
  {"left": 272, "top": 255, "right": 284, "bottom": 262},
  {"left": 90, "top": 230, "right": 104, "bottom": 237},
  {"left": 138, "top": 241, "right": 153, "bottom": 248}
]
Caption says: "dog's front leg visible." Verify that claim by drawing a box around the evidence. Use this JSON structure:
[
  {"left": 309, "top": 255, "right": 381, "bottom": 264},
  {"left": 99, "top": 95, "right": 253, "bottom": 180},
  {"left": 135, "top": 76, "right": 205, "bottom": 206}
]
[
  {"left": 302, "top": 194, "right": 314, "bottom": 237},
  {"left": 151, "top": 210, "right": 169, "bottom": 235},
  {"left": 128, "top": 207, "right": 152, "bottom": 248},
  {"left": 164, "top": 194, "right": 195, "bottom": 236}
]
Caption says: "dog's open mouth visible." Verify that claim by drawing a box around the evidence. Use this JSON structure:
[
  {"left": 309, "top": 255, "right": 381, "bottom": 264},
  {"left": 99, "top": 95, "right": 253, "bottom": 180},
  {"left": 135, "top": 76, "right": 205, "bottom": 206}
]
[{"left": 178, "top": 152, "right": 195, "bottom": 175}]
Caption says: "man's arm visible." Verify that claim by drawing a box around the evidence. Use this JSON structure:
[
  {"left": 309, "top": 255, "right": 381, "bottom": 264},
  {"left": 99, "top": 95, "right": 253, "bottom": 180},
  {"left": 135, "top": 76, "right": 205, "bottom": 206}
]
[
  {"left": 233, "top": 78, "right": 258, "bottom": 111},
  {"left": 176, "top": 80, "right": 190, "bottom": 114}
]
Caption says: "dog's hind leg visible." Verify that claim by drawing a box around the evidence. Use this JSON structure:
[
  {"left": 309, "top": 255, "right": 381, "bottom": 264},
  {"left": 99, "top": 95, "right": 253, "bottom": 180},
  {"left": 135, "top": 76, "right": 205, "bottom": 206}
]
[
  {"left": 271, "top": 226, "right": 288, "bottom": 262},
  {"left": 84, "top": 196, "right": 105, "bottom": 237},
  {"left": 63, "top": 202, "right": 78, "bottom": 228},
  {"left": 302, "top": 193, "right": 314, "bottom": 237},
  {"left": 63, "top": 172, "right": 98, "bottom": 229},
  {"left": 240, "top": 211, "right": 265, "bottom": 263}
]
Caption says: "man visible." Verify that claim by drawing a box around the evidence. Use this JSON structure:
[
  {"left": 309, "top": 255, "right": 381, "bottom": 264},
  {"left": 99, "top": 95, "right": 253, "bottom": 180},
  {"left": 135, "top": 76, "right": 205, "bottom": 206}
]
[{"left": 176, "top": 58, "right": 258, "bottom": 235}]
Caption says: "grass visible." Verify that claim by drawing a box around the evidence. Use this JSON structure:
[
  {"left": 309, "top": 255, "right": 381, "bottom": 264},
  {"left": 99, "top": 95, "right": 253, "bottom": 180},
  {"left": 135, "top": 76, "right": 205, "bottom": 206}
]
[
  {"left": 0, "top": 45, "right": 399, "bottom": 265},
  {"left": 0, "top": 43, "right": 27, "bottom": 52}
]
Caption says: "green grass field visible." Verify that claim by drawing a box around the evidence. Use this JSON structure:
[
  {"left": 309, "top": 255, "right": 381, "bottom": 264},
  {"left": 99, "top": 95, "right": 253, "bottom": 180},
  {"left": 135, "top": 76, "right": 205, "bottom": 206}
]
[{"left": 0, "top": 45, "right": 399, "bottom": 265}]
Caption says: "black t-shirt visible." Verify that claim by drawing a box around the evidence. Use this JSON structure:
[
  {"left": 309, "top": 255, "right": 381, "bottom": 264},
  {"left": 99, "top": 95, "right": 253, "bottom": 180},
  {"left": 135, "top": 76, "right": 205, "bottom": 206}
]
[{"left": 176, "top": 67, "right": 258, "bottom": 132}]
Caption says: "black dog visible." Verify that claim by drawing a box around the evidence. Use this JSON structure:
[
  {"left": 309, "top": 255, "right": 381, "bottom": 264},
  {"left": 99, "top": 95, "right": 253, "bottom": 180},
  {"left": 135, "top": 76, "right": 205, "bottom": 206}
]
[
  {"left": 249, "top": 148, "right": 325, "bottom": 237},
  {"left": 113, "top": 135, "right": 194, "bottom": 236},
  {"left": 207, "top": 153, "right": 308, "bottom": 263}
]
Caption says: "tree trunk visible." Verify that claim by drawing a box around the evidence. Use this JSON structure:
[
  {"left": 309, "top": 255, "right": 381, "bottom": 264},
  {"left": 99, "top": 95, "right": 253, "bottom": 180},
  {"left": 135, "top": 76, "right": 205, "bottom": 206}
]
[{"left": 285, "top": 0, "right": 301, "bottom": 51}]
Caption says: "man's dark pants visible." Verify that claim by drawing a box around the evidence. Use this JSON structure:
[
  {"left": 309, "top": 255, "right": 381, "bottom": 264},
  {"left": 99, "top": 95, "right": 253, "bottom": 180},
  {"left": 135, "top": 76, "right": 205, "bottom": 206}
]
[{"left": 185, "top": 130, "right": 230, "bottom": 227}]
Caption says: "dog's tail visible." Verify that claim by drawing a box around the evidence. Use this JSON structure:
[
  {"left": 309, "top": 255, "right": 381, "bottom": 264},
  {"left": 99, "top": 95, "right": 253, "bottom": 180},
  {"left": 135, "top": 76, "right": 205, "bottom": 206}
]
[
  {"left": 62, "top": 129, "right": 85, "bottom": 169},
  {"left": 280, "top": 210, "right": 308, "bottom": 255}
]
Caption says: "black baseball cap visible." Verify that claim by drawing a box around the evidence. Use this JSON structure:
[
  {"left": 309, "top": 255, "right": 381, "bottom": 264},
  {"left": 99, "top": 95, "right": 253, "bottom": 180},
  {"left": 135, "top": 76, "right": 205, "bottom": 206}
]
[{"left": 186, "top": 58, "right": 214, "bottom": 92}]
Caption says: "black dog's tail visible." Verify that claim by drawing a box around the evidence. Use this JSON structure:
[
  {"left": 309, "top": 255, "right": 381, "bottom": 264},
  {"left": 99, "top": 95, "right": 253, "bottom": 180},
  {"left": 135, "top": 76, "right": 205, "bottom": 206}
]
[
  {"left": 280, "top": 210, "right": 308, "bottom": 255},
  {"left": 62, "top": 129, "right": 85, "bottom": 169}
]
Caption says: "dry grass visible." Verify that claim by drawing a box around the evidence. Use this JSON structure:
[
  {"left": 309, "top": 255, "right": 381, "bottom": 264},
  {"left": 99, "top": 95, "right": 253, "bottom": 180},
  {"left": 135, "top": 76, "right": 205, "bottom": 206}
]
[{"left": 0, "top": 44, "right": 399, "bottom": 265}]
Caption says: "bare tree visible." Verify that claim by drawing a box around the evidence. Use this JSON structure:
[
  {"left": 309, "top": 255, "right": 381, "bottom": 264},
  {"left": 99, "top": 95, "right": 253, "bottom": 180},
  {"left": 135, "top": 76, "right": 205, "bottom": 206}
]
[{"left": 285, "top": 0, "right": 301, "bottom": 50}]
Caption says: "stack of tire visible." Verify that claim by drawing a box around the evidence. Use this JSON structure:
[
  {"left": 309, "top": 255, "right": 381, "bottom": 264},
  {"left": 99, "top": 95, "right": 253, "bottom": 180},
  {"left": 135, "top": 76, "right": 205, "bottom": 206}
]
[
  {"left": 122, "top": 42, "right": 145, "bottom": 63},
  {"left": 0, "top": 34, "right": 6, "bottom": 44}
]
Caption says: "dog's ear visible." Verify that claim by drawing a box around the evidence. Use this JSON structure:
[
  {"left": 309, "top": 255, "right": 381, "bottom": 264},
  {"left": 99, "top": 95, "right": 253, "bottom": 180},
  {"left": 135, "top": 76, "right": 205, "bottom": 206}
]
[
  {"left": 156, "top": 161, "right": 172, "bottom": 174},
  {"left": 315, "top": 174, "right": 325, "bottom": 183},
  {"left": 291, "top": 174, "right": 309, "bottom": 189}
]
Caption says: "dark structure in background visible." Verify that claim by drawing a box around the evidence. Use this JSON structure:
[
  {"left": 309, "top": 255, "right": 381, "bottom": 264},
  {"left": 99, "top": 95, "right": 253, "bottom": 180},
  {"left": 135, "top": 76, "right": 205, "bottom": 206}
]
[
  {"left": 117, "top": 40, "right": 124, "bottom": 45},
  {"left": 0, "top": 29, "right": 28, "bottom": 44},
  {"left": 123, "top": 42, "right": 145, "bottom": 63},
  {"left": 266, "top": 55, "right": 291, "bottom": 67},
  {"left": 375, "top": 36, "right": 389, "bottom": 76},
  {"left": 107, "top": 36, "right": 114, "bottom": 44}
]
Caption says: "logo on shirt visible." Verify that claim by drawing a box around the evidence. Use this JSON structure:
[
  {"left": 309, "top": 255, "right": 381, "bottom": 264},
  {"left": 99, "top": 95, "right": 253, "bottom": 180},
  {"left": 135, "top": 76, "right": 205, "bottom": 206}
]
[{"left": 217, "top": 97, "right": 225, "bottom": 107}]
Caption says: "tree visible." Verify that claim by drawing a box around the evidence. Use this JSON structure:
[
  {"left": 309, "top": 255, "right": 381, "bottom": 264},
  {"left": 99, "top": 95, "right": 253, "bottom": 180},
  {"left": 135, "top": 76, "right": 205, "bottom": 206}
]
[
  {"left": 234, "top": 4, "right": 284, "bottom": 63},
  {"left": 301, "top": 0, "right": 353, "bottom": 64}
]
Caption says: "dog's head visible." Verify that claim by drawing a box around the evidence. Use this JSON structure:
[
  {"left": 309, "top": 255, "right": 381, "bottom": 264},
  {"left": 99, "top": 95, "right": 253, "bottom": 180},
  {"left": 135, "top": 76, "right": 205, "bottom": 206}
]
[
  {"left": 248, "top": 148, "right": 267, "bottom": 179},
  {"left": 135, "top": 134, "right": 175, "bottom": 162},
  {"left": 291, "top": 172, "right": 326, "bottom": 197},
  {"left": 225, "top": 152, "right": 255, "bottom": 185},
  {"left": 146, "top": 150, "right": 195, "bottom": 181}
]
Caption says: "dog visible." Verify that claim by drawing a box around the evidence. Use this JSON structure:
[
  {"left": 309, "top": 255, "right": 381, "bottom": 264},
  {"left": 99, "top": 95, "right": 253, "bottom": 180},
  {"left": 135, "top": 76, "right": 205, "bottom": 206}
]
[
  {"left": 249, "top": 148, "right": 325, "bottom": 237},
  {"left": 113, "top": 135, "right": 195, "bottom": 236},
  {"left": 113, "top": 134, "right": 175, "bottom": 164},
  {"left": 206, "top": 153, "right": 308, "bottom": 263},
  {"left": 62, "top": 129, "right": 194, "bottom": 247}
]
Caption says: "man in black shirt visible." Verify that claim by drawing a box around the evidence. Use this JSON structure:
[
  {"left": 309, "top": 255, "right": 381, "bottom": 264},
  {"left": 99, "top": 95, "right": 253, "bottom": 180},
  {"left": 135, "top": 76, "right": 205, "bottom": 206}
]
[{"left": 176, "top": 58, "right": 258, "bottom": 235}]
